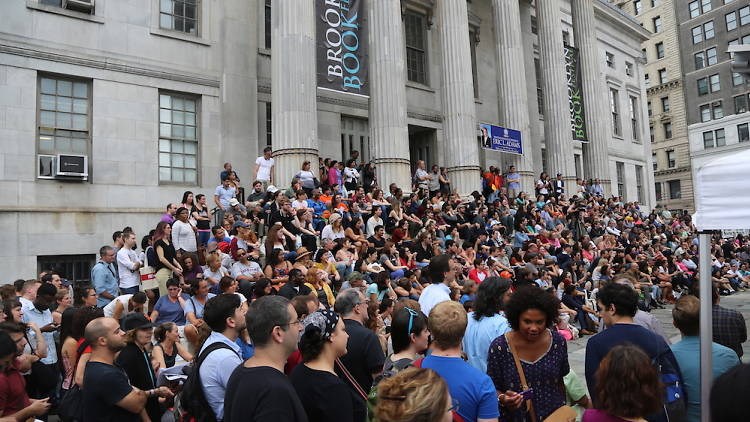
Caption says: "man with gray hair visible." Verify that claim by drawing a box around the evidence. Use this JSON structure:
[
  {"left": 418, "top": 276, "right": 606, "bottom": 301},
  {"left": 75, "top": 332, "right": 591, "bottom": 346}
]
[
  {"left": 92, "top": 245, "right": 119, "bottom": 308},
  {"left": 334, "top": 288, "right": 384, "bottom": 394}
]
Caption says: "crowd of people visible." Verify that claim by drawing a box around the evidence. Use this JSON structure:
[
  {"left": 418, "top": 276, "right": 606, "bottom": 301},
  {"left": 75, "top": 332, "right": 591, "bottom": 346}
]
[{"left": 2, "top": 148, "right": 749, "bottom": 422}]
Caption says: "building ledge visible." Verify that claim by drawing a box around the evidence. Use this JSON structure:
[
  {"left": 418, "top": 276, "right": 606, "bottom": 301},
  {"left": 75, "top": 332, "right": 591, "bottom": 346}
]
[
  {"left": 149, "top": 27, "right": 211, "bottom": 46},
  {"left": 647, "top": 79, "right": 681, "bottom": 95}
]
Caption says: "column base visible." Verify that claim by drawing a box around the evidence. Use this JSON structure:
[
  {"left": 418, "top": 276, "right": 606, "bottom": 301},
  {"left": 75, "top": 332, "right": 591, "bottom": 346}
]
[
  {"left": 373, "top": 157, "right": 412, "bottom": 193},
  {"left": 446, "top": 165, "right": 481, "bottom": 198},
  {"left": 272, "top": 147, "right": 319, "bottom": 190}
]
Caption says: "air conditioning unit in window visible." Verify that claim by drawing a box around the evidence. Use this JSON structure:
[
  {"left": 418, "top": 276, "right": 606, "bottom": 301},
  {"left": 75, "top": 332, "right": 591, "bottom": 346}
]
[
  {"left": 38, "top": 155, "right": 56, "bottom": 179},
  {"left": 63, "top": 0, "right": 94, "bottom": 13},
  {"left": 56, "top": 154, "right": 88, "bottom": 180}
]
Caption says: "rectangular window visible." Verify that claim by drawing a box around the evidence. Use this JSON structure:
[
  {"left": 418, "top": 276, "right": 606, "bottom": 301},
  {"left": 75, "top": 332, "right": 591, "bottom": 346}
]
[
  {"left": 616, "top": 162, "right": 625, "bottom": 199},
  {"left": 656, "top": 42, "right": 665, "bottom": 59},
  {"left": 669, "top": 180, "right": 681, "bottom": 199},
  {"left": 469, "top": 31, "right": 479, "bottom": 98},
  {"left": 630, "top": 96, "right": 639, "bottom": 141},
  {"left": 727, "top": 11, "right": 738, "bottom": 31},
  {"left": 692, "top": 26, "right": 703, "bottom": 44},
  {"left": 712, "top": 101, "right": 724, "bottom": 119},
  {"left": 648, "top": 100, "right": 653, "bottom": 116},
  {"left": 734, "top": 72, "right": 745, "bottom": 86},
  {"left": 704, "top": 130, "right": 715, "bottom": 148},
  {"left": 735, "top": 95, "right": 749, "bottom": 114},
  {"left": 740, "top": 6, "right": 750, "bottom": 26},
  {"left": 702, "top": 0, "right": 712, "bottom": 12},
  {"left": 659, "top": 68, "right": 668, "bottom": 84},
  {"left": 655, "top": 182, "right": 662, "bottom": 201},
  {"left": 405, "top": 12, "right": 428, "bottom": 85},
  {"left": 653, "top": 16, "right": 662, "bottom": 33},
  {"left": 626, "top": 61, "right": 634, "bottom": 76},
  {"left": 704, "top": 21, "right": 715, "bottom": 39},
  {"left": 610, "top": 88, "right": 621, "bottom": 136},
  {"left": 738, "top": 123, "right": 750, "bottom": 142},
  {"left": 744, "top": 34, "right": 750, "bottom": 44},
  {"left": 265, "top": 102, "right": 272, "bottom": 147},
  {"left": 159, "top": 0, "right": 199, "bottom": 35},
  {"left": 636, "top": 165, "right": 644, "bottom": 203},
  {"left": 264, "top": 0, "right": 272, "bottom": 49},
  {"left": 706, "top": 47, "right": 718, "bottom": 65},
  {"left": 37, "top": 254, "right": 95, "bottom": 285},
  {"left": 644, "top": 73, "right": 651, "bottom": 87},
  {"left": 689, "top": 1, "right": 700, "bottom": 18},
  {"left": 634, "top": 0, "right": 642, "bottom": 15},
  {"left": 650, "top": 125, "right": 655, "bottom": 142},
  {"left": 710, "top": 74, "right": 721, "bottom": 92},
  {"left": 695, "top": 51, "right": 706, "bottom": 69},
  {"left": 652, "top": 152, "right": 658, "bottom": 171},
  {"left": 535, "top": 58, "right": 544, "bottom": 115},
  {"left": 340, "top": 117, "right": 371, "bottom": 164},
  {"left": 661, "top": 96, "right": 670, "bottom": 113},
  {"left": 606, "top": 52, "right": 615, "bottom": 68},
  {"left": 716, "top": 128, "right": 726, "bottom": 146},
  {"left": 701, "top": 104, "right": 712, "bottom": 121},
  {"left": 664, "top": 122, "right": 673, "bottom": 139},
  {"left": 37, "top": 75, "right": 91, "bottom": 166},
  {"left": 159, "top": 92, "right": 199, "bottom": 184},
  {"left": 697, "top": 77, "right": 709, "bottom": 95}
]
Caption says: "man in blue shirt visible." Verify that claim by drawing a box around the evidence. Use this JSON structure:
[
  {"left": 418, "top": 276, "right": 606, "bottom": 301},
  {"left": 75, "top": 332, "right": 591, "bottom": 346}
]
[
  {"left": 91, "top": 246, "right": 119, "bottom": 308},
  {"left": 198, "top": 294, "right": 246, "bottom": 421},
  {"left": 422, "top": 301, "right": 499, "bottom": 422},
  {"left": 22, "top": 282, "right": 59, "bottom": 400},
  {"left": 670, "top": 295, "right": 739, "bottom": 422}
]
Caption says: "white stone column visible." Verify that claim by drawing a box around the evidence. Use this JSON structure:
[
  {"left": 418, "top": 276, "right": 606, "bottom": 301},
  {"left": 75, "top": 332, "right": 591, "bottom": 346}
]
[
  {"left": 536, "top": 0, "right": 575, "bottom": 181},
  {"left": 368, "top": 0, "right": 411, "bottom": 192},
  {"left": 437, "top": 0, "right": 481, "bottom": 197},
  {"left": 571, "top": 0, "right": 612, "bottom": 196},
  {"left": 492, "top": 0, "right": 535, "bottom": 193},
  {"left": 271, "top": 0, "right": 318, "bottom": 187}
]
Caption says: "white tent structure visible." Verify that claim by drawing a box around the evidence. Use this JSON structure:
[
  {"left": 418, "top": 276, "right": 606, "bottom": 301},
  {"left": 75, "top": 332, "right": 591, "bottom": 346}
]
[{"left": 692, "top": 148, "right": 750, "bottom": 422}]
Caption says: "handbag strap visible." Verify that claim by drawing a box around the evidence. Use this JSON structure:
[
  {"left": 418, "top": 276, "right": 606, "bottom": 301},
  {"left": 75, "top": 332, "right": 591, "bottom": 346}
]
[
  {"left": 335, "top": 357, "right": 369, "bottom": 401},
  {"left": 505, "top": 332, "right": 538, "bottom": 422}
]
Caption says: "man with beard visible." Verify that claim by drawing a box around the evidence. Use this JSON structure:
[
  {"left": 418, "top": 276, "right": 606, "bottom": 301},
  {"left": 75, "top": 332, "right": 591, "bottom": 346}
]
[
  {"left": 278, "top": 269, "right": 312, "bottom": 300},
  {"left": 82, "top": 317, "right": 172, "bottom": 421}
]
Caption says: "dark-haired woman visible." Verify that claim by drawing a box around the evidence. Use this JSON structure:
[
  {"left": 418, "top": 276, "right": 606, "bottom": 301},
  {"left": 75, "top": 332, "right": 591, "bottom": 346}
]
[
  {"left": 383, "top": 307, "right": 429, "bottom": 372},
  {"left": 290, "top": 310, "right": 366, "bottom": 422},
  {"left": 264, "top": 248, "right": 292, "bottom": 291},
  {"left": 152, "top": 322, "right": 193, "bottom": 370},
  {"left": 463, "top": 277, "right": 512, "bottom": 373},
  {"left": 487, "top": 285, "right": 570, "bottom": 422},
  {"left": 582, "top": 345, "right": 662, "bottom": 422}
]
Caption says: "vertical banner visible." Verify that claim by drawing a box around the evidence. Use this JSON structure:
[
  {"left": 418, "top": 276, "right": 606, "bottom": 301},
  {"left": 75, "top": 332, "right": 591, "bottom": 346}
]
[
  {"left": 478, "top": 123, "right": 523, "bottom": 155},
  {"left": 564, "top": 45, "right": 588, "bottom": 142},
  {"left": 316, "top": 0, "right": 369, "bottom": 96}
]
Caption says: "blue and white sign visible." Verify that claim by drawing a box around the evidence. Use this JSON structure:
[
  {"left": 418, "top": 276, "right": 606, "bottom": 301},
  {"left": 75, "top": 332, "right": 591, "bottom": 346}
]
[{"left": 478, "top": 123, "right": 523, "bottom": 155}]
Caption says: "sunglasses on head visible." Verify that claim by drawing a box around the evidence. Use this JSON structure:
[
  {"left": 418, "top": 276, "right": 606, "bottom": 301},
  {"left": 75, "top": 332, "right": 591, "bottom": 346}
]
[{"left": 404, "top": 307, "right": 419, "bottom": 335}]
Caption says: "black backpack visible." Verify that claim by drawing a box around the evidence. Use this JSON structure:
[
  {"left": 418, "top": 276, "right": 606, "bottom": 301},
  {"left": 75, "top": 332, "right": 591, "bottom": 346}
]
[{"left": 175, "top": 342, "right": 234, "bottom": 422}]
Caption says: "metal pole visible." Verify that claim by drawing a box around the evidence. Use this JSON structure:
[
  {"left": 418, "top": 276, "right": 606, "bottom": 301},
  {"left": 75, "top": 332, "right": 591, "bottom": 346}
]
[{"left": 699, "top": 232, "right": 713, "bottom": 422}]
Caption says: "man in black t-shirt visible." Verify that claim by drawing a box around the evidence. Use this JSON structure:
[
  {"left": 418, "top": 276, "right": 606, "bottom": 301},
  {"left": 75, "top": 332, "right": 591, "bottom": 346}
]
[
  {"left": 367, "top": 225, "right": 386, "bottom": 251},
  {"left": 82, "top": 317, "right": 172, "bottom": 422},
  {"left": 278, "top": 269, "right": 313, "bottom": 300},
  {"left": 224, "top": 296, "right": 307, "bottom": 422}
]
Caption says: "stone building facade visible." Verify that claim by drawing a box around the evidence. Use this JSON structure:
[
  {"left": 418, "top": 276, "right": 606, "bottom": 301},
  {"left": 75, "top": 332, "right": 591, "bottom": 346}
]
[{"left": 0, "top": 0, "right": 653, "bottom": 280}]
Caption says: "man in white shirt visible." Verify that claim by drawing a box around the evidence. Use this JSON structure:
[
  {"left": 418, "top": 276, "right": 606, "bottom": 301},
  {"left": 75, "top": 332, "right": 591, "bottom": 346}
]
[
  {"left": 418, "top": 254, "right": 456, "bottom": 316},
  {"left": 117, "top": 232, "right": 143, "bottom": 295},
  {"left": 413, "top": 160, "right": 430, "bottom": 192},
  {"left": 254, "top": 146, "right": 274, "bottom": 189}
]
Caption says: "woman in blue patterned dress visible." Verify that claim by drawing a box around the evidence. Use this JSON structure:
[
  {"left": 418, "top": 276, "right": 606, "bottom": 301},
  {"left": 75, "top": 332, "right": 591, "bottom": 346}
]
[{"left": 487, "top": 286, "right": 570, "bottom": 421}]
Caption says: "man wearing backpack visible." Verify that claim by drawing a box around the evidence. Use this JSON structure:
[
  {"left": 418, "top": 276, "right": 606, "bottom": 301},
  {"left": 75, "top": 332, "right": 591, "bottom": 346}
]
[
  {"left": 194, "top": 294, "right": 246, "bottom": 421},
  {"left": 585, "top": 282, "right": 684, "bottom": 422}
]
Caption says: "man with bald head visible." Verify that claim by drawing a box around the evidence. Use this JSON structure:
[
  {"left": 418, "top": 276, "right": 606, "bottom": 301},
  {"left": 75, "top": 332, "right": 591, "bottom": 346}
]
[{"left": 82, "top": 318, "right": 172, "bottom": 421}]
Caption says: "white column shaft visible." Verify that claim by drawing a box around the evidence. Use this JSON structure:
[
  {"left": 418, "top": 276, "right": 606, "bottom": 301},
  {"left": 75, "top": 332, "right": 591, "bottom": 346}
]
[
  {"left": 271, "top": 0, "right": 318, "bottom": 185},
  {"left": 437, "top": 0, "right": 481, "bottom": 196},
  {"left": 368, "top": 0, "right": 412, "bottom": 192}
]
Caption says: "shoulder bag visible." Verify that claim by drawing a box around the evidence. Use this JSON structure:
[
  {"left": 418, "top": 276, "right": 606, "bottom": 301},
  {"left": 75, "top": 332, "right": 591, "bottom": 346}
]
[
  {"left": 140, "top": 246, "right": 158, "bottom": 291},
  {"left": 506, "top": 333, "right": 576, "bottom": 422}
]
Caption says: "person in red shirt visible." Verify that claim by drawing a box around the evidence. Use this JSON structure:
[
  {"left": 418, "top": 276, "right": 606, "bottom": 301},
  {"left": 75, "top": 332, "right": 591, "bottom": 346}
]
[
  {"left": 0, "top": 322, "right": 50, "bottom": 419},
  {"left": 468, "top": 258, "right": 490, "bottom": 285}
]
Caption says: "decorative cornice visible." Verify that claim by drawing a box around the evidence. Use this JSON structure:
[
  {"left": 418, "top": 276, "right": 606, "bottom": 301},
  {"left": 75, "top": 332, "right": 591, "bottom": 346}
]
[
  {"left": 0, "top": 42, "right": 220, "bottom": 88},
  {"left": 655, "top": 167, "right": 691, "bottom": 176},
  {"left": 407, "top": 110, "right": 443, "bottom": 122},
  {"left": 646, "top": 79, "right": 681, "bottom": 95}
]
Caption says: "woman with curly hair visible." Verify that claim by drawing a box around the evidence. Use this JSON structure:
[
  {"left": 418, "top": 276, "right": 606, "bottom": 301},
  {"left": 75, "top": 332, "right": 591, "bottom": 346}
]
[
  {"left": 290, "top": 309, "right": 365, "bottom": 422},
  {"left": 583, "top": 345, "right": 662, "bottom": 422},
  {"left": 486, "top": 285, "right": 570, "bottom": 422},
  {"left": 376, "top": 367, "right": 454, "bottom": 422}
]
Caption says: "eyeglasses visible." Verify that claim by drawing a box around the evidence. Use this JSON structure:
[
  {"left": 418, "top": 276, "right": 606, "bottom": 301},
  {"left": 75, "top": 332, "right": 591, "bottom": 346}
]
[
  {"left": 447, "top": 398, "right": 459, "bottom": 413},
  {"left": 280, "top": 320, "right": 301, "bottom": 328},
  {"left": 404, "top": 307, "right": 418, "bottom": 335}
]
